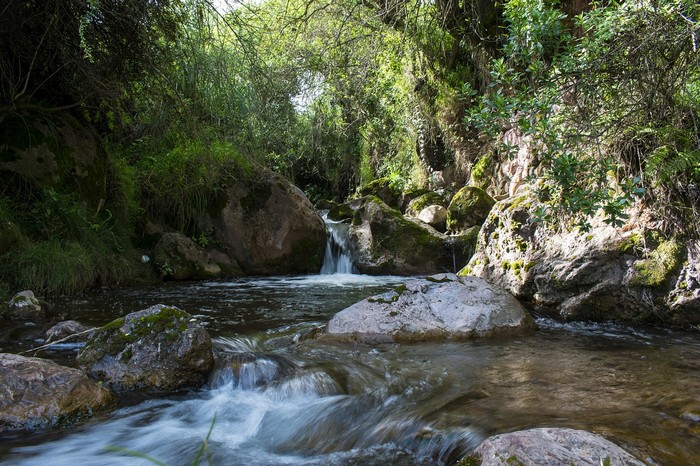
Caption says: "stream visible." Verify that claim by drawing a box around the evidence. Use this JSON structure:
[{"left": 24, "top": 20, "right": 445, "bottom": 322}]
[{"left": 1, "top": 274, "right": 700, "bottom": 465}]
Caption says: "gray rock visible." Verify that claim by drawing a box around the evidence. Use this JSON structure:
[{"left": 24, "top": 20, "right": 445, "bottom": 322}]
[
  {"left": 471, "top": 427, "right": 644, "bottom": 466},
  {"left": 77, "top": 304, "right": 214, "bottom": 392},
  {"left": 45, "top": 320, "right": 95, "bottom": 344},
  {"left": 6, "top": 290, "right": 44, "bottom": 320},
  {"left": 0, "top": 353, "right": 115, "bottom": 431},
  {"left": 326, "top": 273, "right": 534, "bottom": 342},
  {"left": 207, "top": 170, "right": 326, "bottom": 274},
  {"left": 446, "top": 186, "right": 495, "bottom": 234},
  {"left": 417, "top": 205, "right": 448, "bottom": 232}
]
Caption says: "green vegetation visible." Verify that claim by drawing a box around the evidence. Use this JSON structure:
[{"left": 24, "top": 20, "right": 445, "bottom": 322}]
[{"left": 1, "top": 0, "right": 699, "bottom": 294}]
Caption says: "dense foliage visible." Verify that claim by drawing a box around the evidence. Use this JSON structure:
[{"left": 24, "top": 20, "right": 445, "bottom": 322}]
[{"left": 1, "top": 0, "right": 699, "bottom": 294}]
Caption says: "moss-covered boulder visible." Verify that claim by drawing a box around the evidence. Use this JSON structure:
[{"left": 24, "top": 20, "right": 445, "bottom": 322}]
[
  {"left": 355, "top": 177, "right": 402, "bottom": 210},
  {"left": 205, "top": 170, "right": 326, "bottom": 275},
  {"left": 405, "top": 192, "right": 447, "bottom": 217},
  {"left": 77, "top": 304, "right": 214, "bottom": 392},
  {"left": 326, "top": 274, "right": 534, "bottom": 342},
  {"left": 446, "top": 186, "right": 495, "bottom": 233},
  {"left": 0, "top": 353, "right": 115, "bottom": 432},
  {"left": 346, "top": 196, "right": 477, "bottom": 275}
]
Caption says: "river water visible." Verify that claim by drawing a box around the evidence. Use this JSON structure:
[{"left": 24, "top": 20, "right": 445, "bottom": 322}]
[{"left": 1, "top": 274, "right": 700, "bottom": 465}]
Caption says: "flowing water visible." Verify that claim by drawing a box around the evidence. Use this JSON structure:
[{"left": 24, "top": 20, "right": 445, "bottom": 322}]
[
  {"left": 1, "top": 275, "right": 700, "bottom": 465},
  {"left": 320, "top": 214, "right": 356, "bottom": 275}
]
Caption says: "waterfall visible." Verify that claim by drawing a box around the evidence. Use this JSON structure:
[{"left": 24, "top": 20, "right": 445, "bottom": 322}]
[{"left": 320, "top": 213, "right": 357, "bottom": 274}]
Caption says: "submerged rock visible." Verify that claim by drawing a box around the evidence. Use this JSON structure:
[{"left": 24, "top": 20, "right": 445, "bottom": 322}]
[
  {"left": 326, "top": 273, "right": 534, "bottom": 342},
  {"left": 346, "top": 196, "right": 477, "bottom": 275},
  {"left": 77, "top": 304, "right": 214, "bottom": 392},
  {"left": 468, "top": 427, "right": 644, "bottom": 465},
  {"left": 5, "top": 290, "right": 44, "bottom": 320},
  {"left": 0, "top": 353, "right": 115, "bottom": 432}
]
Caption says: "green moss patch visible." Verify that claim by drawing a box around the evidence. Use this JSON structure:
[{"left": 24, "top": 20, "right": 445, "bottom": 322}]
[{"left": 631, "top": 238, "right": 685, "bottom": 287}]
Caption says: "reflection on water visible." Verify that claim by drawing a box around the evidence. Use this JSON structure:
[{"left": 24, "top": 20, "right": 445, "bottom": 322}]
[{"left": 1, "top": 275, "right": 700, "bottom": 465}]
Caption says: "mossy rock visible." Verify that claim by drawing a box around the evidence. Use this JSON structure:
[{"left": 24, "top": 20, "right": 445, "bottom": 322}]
[
  {"left": 446, "top": 186, "right": 496, "bottom": 233},
  {"left": 77, "top": 304, "right": 214, "bottom": 392},
  {"left": 327, "top": 203, "right": 355, "bottom": 222},
  {"left": 630, "top": 238, "right": 685, "bottom": 287},
  {"left": 355, "top": 178, "right": 402, "bottom": 210},
  {"left": 405, "top": 192, "right": 447, "bottom": 217},
  {"left": 348, "top": 197, "right": 477, "bottom": 275}
]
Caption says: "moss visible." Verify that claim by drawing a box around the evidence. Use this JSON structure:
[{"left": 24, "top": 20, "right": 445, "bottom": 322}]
[
  {"left": 524, "top": 260, "right": 536, "bottom": 272},
  {"left": 631, "top": 238, "right": 685, "bottom": 287},
  {"left": 405, "top": 192, "right": 447, "bottom": 216},
  {"left": 457, "top": 265, "right": 472, "bottom": 276},
  {"left": 471, "top": 154, "right": 492, "bottom": 186},
  {"left": 456, "top": 455, "right": 481, "bottom": 466},
  {"left": 327, "top": 203, "right": 354, "bottom": 221},
  {"left": 619, "top": 231, "right": 645, "bottom": 254},
  {"left": 425, "top": 276, "right": 454, "bottom": 283},
  {"left": 446, "top": 186, "right": 495, "bottom": 233}
]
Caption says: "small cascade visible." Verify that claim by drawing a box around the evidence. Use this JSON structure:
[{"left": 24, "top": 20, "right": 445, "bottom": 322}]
[{"left": 320, "top": 213, "right": 357, "bottom": 274}]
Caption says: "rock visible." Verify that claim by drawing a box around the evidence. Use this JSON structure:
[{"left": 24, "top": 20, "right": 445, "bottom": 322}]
[
  {"left": 346, "top": 197, "right": 477, "bottom": 275},
  {"left": 446, "top": 186, "right": 495, "bottom": 234},
  {"left": 405, "top": 192, "right": 447, "bottom": 217},
  {"left": 469, "top": 428, "right": 644, "bottom": 466},
  {"left": 668, "top": 240, "right": 700, "bottom": 325},
  {"left": 152, "top": 232, "right": 241, "bottom": 280},
  {"left": 464, "top": 195, "right": 694, "bottom": 324},
  {"left": 417, "top": 205, "right": 448, "bottom": 232},
  {"left": 326, "top": 273, "right": 534, "bottom": 342},
  {"left": 0, "top": 353, "right": 115, "bottom": 431},
  {"left": 207, "top": 170, "right": 326, "bottom": 275},
  {"left": 45, "top": 320, "right": 95, "bottom": 344},
  {"left": 77, "top": 304, "right": 214, "bottom": 392},
  {"left": 355, "top": 177, "right": 402, "bottom": 209},
  {"left": 5, "top": 290, "right": 44, "bottom": 320}
]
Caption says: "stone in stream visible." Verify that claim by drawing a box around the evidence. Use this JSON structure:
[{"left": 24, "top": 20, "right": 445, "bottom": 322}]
[
  {"left": 0, "top": 353, "right": 115, "bottom": 432},
  {"left": 326, "top": 273, "right": 534, "bottom": 342},
  {"left": 4, "top": 290, "right": 44, "bottom": 320},
  {"left": 464, "top": 427, "right": 645, "bottom": 466},
  {"left": 45, "top": 320, "right": 96, "bottom": 344},
  {"left": 77, "top": 304, "right": 214, "bottom": 392}
]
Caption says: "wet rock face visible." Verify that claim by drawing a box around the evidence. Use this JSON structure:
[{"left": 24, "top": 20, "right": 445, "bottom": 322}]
[
  {"left": 152, "top": 232, "right": 242, "bottom": 280},
  {"left": 346, "top": 196, "right": 477, "bottom": 275},
  {"left": 210, "top": 170, "right": 326, "bottom": 275},
  {"left": 464, "top": 195, "right": 697, "bottom": 325},
  {"left": 0, "top": 353, "right": 115, "bottom": 432},
  {"left": 77, "top": 304, "right": 214, "bottom": 392},
  {"left": 470, "top": 428, "right": 644, "bottom": 466},
  {"left": 326, "top": 273, "right": 534, "bottom": 342}
]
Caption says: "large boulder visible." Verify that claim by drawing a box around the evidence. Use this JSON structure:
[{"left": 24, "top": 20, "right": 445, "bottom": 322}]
[
  {"left": 468, "top": 428, "right": 644, "bottom": 466},
  {"left": 326, "top": 273, "right": 534, "bottom": 342},
  {"left": 355, "top": 177, "right": 402, "bottom": 210},
  {"left": 446, "top": 186, "right": 496, "bottom": 234},
  {"left": 4, "top": 290, "right": 44, "bottom": 320},
  {"left": 417, "top": 205, "right": 448, "bottom": 232},
  {"left": 77, "top": 304, "right": 214, "bottom": 392},
  {"left": 206, "top": 170, "right": 326, "bottom": 275},
  {"left": 0, "top": 353, "right": 115, "bottom": 431},
  {"left": 345, "top": 197, "right": 477, "bottom": 275},
  {"left": 463, "top": 195, "right": 695, "bottom": 324}
]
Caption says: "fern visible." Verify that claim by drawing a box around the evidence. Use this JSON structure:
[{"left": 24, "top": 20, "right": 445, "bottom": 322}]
[{"left": 645, "top": 146, "right": 700, "bottom": 185}]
